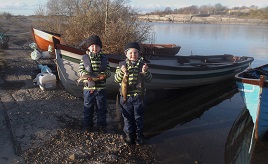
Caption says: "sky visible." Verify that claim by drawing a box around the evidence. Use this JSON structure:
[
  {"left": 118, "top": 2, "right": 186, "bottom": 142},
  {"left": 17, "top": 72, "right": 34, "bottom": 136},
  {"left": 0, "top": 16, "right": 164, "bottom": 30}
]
[{"left": 0, "top": 0, "right": 268, "bottom": 16}]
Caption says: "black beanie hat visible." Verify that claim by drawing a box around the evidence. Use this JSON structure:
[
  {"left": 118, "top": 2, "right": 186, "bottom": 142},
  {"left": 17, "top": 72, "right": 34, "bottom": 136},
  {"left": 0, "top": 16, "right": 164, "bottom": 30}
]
[
  {"left": 124, "top": 42, "right": 140, "bottom": 51},
  {"left": 85, "top": 35, "right": 102, "bottom": 48}
]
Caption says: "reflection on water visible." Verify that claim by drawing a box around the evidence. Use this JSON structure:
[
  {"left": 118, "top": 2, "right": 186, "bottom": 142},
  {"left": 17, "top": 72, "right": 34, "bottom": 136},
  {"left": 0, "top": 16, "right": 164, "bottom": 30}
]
[
  {"left": 224, "top": 108, "right": 253, "bottom": 164},
  {"left": 225, "top": 108, "right": 268, "bottom": 164},
  {"left": 141, "top": 22, "right": 268, "bottom": 162},
  {"left": 144, "top": 78, "right": 238, "bottom": 138}
]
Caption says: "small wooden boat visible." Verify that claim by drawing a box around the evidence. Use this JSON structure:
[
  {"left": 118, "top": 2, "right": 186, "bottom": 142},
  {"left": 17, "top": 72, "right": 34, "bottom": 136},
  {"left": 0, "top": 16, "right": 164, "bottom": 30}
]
[
  {"left": 140, "top": 43, "right": 181, "bottom": 56},
  {"left": 31, "top": 27, "right": 61, "bottom": 53},
  {"left": 54, "top": 42, "right": 254, "bottom": 98},
  {"left": 235, "top": 64, "right": 268, "bottom": 141}
]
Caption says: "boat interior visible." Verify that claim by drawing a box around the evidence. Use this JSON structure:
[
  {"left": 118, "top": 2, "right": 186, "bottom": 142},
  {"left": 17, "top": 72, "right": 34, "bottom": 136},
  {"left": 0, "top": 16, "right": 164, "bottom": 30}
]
[
  {"left": 145, "top": 54, "right": 247, "bottom": 67},
  {"left": 239, "top": 66, "right": 268, "bottom": 79},
  {"left": 108, "top": 53, "right": 250, "bottom": 67}
]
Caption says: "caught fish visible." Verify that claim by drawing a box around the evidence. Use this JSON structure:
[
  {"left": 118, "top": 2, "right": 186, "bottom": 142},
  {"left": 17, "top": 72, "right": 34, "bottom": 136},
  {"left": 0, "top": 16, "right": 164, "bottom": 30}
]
[
  {"left": 121, "top": 73, "right": 128, "bottom": 103},
  {"left": 76, "top": 74, "right": 99, "bottom": 86}
]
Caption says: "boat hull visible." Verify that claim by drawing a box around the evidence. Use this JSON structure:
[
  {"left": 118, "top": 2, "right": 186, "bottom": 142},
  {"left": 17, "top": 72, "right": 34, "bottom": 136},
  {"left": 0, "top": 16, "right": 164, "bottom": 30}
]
[{"left": 32, "top": 28, "right": 61, "bottom": 53}]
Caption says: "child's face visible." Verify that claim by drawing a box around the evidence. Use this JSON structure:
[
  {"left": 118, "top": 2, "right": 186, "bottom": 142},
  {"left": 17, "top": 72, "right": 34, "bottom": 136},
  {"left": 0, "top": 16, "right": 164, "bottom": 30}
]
[
  {"left": 125, "top": 48, "right": 139, "bottom": 61},
  {"left": 88, "top": 44, "right": 101, "bottom": 53}
]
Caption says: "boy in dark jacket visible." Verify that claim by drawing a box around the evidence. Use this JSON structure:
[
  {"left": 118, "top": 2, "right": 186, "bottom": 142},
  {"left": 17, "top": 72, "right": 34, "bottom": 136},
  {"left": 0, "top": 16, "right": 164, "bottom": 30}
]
[{"left": 78, "top": 35, "right": 111, "bottom": 132}]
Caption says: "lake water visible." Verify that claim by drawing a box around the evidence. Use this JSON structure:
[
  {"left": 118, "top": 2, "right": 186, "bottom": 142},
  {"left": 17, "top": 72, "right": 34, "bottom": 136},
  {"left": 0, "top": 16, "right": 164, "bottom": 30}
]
[
  {"left": 147, "top": 22, "right": 268, "bottom": 68},
  {"left": 144, "top": 22, "right": 268, "bottom": 163}
]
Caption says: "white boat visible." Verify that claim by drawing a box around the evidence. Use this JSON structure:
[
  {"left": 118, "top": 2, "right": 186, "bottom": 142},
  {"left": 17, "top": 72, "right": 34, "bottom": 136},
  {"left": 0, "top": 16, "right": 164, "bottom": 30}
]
[{"left": 54, "top": 42, "right": 254, "bottom": 98}]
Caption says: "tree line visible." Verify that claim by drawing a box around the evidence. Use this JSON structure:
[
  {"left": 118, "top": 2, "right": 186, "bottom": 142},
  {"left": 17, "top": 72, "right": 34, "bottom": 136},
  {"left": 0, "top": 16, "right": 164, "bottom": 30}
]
[{"left": 146, "top": 3, "right": 268, "bottom": 19}]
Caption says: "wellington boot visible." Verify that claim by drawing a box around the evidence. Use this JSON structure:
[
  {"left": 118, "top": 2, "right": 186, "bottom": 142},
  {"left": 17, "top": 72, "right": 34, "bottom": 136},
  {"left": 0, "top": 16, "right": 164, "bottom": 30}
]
[
  {"left": 124, "top": 135, "right": 135, "bottom": 145},
  {"left": 136, "top": 134, "right": 145, "bottom": 145}
]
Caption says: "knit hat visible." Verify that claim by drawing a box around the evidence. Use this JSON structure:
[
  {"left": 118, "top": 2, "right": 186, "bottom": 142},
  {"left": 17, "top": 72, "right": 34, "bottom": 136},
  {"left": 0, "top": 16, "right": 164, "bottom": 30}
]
[
  {"left": 85, "top": 35, "right": 102, "bottom": 48},
  {"left": 124, "top": 42, "right": 140, "bottom": 51}
]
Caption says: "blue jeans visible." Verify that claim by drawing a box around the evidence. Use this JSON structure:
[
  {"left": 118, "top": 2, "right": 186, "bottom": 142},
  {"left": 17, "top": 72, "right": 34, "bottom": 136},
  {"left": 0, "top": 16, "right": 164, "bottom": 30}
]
[
  {"left": 83, "top": 89, "right": 107, "bottom": 128},
  {"left": 120, "top": 95, "right": 144, "bottom": 136}
]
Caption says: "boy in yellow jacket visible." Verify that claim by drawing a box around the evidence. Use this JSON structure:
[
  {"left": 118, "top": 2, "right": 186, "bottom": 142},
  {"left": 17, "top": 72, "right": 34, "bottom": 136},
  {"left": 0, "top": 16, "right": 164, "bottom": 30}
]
[{"left": 114, "top": 42, "right": 152, "bottom": 145}]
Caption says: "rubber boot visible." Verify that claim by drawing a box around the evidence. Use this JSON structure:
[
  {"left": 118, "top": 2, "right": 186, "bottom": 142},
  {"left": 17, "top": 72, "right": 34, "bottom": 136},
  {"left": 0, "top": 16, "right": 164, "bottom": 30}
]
[
  {"left": 136, "top": 133, "right": 145, "bottom": 145},
  {"left": 124, "top": 134, "right": 135, "bottom": 145}
]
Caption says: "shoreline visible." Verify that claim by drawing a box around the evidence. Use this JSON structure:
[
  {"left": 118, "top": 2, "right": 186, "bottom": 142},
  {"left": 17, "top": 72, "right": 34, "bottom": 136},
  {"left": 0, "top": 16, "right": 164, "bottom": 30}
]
[
  {"left": 0, "top": 16, "right": 157, "bottom": 163},
  {"left": 138, "top": 14, "right": 268, "bottom": 25}
]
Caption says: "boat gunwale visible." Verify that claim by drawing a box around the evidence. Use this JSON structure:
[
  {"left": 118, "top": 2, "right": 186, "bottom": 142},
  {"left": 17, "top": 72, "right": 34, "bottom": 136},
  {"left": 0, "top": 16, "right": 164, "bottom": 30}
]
[
  {"left": 235, "top": 64, "right": 268, "bottom": 87},
  {"left": 32, "top": 27, "right": 61, "bottom": 37}
]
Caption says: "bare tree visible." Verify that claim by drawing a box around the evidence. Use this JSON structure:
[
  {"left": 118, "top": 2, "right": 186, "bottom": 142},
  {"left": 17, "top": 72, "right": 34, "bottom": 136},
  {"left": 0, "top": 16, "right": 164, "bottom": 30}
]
[
  {"left": 35, "top": 2, "right": 47, "bottom": 16},
  {"left": 41, "top": 0, "right": 152, "bottom": 54},
  {"left": 164, "top": 7, "right": 172, "bottom": 15}
]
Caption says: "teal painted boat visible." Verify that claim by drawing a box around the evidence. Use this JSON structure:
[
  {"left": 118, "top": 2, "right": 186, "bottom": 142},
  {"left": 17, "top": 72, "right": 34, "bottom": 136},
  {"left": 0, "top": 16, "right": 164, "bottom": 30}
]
[{"left": 235, "top": 64, "right": 268, "bottom": 141}]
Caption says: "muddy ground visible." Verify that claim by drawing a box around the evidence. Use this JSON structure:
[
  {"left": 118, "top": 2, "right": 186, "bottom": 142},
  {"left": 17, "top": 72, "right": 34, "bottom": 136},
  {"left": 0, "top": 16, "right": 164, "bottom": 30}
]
[{"left": 0, "top": 16, "right": 158, "bottom": 163}]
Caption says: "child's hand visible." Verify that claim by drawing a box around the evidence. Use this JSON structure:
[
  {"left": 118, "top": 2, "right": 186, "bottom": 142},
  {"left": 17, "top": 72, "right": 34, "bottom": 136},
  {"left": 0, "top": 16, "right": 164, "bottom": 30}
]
[
  {"left": 142, "top": 63, "right": 148, "bottom": 73},
  {"left": 121, "top": 65, "right": 127, "bottom": 74},
  {"left": 98, "top": 72, "right": 106, "bottom": 80},
  {"left": 99, "top": 74, "right": 106, "bottom": 80}
]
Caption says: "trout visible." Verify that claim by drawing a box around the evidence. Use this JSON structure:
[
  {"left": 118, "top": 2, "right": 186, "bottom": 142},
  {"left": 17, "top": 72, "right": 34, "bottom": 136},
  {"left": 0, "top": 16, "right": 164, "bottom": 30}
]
[
  {"left": 76, "top": 74, "right": 99, "bottom": 86},
  {"left": 121, "top": 73, "right": 128, "bottom": 103}
]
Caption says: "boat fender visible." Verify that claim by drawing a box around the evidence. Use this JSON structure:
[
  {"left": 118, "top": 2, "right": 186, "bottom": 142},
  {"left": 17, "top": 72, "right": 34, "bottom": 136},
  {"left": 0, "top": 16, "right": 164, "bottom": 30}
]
[
  {"left": 29, "top": 42, "right": 38, "bottom": 49},
  {"left": 30, "top": 49, "right": 42, "bottom": 60}
]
